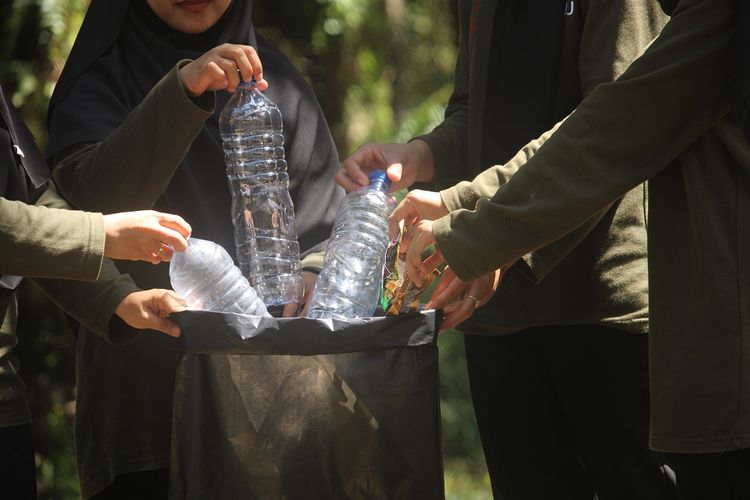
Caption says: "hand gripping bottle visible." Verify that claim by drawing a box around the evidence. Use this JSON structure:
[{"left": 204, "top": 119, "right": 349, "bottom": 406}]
[
  {"left": 307, "top": 170, "right": 396, "bottom": 319},
  {"left": 219, "top": 80, "right": 303, "bottom": 309}
]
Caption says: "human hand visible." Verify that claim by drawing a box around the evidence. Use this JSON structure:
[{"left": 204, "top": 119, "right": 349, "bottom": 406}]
[
  {"left": 179, "top": 43, "right": 267, "bottom": 96},
  {"left": 426, "top": 267, "right": 501, "bottom": 331},
  {"left": 115, "top": 289, "right": 187, "bottom": 337},
  {"left": 336, "top": 140, "right": 434, "bottom": 193},
  {"left": 388, "top": 189, "right": 448, "bottom": 240},
  {"left": 399, "top": 219, "right": 444, "bottom": 288},
  {"left": 103, "top": 210, "right": 191, "bottom": 264},
  {"left": 282, "top": 271, "right": 318, "bottom": 317}
]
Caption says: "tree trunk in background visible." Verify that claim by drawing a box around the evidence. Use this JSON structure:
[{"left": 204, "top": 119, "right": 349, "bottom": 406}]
[{"left": 385, "top": 0, "right": 409, "bottom": 127}]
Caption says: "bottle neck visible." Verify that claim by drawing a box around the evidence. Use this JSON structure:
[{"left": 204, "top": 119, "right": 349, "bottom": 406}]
[{"left": 368, "top": 179, "right": 390, "bottom": 193}]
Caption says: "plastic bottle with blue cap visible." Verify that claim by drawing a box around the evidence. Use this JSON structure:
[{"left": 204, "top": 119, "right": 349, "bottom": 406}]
[{"left": 307, "top": 170, "right": 397, "bottom": 319}]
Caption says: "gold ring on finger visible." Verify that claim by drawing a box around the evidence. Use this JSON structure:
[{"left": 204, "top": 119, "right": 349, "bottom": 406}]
[{"left": 466, "top": 294, "right": 481, "bottom": 309}]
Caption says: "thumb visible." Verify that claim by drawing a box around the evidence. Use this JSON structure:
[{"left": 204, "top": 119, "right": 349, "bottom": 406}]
[
  {"left": 148, "top": 313, "right": 183, "bottom": 338},
  {"left": 282, "top": 302, "right": 299, "bottom": 317},
  {"left": 386, "top": 163, "right": 403, "bottom": 183}
]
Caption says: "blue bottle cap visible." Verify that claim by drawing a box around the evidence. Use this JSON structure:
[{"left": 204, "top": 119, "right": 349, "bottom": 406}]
[{"left": 368, "top": 170, "right": 391, "bottom": 188}]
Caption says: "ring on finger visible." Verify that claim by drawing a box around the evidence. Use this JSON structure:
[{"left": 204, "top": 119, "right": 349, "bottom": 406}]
[{"left": 465, "top": 294, "right": 481, "bottom": 309}]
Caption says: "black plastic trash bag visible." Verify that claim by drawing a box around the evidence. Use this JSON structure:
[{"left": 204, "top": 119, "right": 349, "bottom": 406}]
[{"left": 170, "top": 311, "right": 443, "bottom": 500}]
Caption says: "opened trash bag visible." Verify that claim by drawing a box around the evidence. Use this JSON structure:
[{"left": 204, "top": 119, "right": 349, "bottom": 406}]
[{"left": 170, "top": 311, "right": 443, "bottom": 500}]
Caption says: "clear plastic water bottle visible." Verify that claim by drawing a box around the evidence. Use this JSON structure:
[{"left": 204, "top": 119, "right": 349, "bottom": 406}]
[
  {"left": 169, "top": 238, "right": 270, "bottom": 316},
  {"left": 219, "top": 80, "right": 303, "bottom": 308},
  {"left": 307, "top": 170, "right": 397, "bottom": 320}
]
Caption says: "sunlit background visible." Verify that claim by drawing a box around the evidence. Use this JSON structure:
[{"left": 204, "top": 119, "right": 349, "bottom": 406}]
[{"left": 1, "top": 0, "right": 490, "bottom": 497}]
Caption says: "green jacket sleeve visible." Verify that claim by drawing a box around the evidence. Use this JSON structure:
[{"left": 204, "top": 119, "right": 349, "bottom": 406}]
[
  {"left": 434, "top": 0, "right": 732, "bottom": 281},
  {"left": 436, "top": 0, "right": 668, "bottom": 281},
  {"left": 0, "top": 184, "right": 104, "bottom": 280},
  {"left": 52, "top": 62, "right": 214, "bottom": 213},
  {"left": 0, "top": 183, "right": 140, "bottom": 341},
  {"left": 31, "top": 185, "right": 140, "bottom": 341}
]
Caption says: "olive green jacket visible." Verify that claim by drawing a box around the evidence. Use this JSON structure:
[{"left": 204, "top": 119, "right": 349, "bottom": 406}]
[
  {"left": 420, "top": 0, "right": 667, "bottom": 335},
  {"left": 434, "top": 0, "right": 747, "bottom": 453},
  {"left": 0, "top": 184, "right": 138, "bottom": 427}
]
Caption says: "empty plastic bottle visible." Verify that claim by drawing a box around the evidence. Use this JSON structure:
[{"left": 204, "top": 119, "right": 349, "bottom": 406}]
[
  {"left": 307, "top": 170, "right": 397, "bottom": 320},
  {"left": 169, "top": 238, "right": 270, "bottom": 316},
  {"left": 219, "top": 80, "right": 303, "bottom": 307}
]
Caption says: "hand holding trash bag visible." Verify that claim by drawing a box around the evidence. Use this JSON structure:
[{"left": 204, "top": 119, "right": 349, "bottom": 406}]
[{"left": 115, "top": 289, "right": 187, "bottom": 337}]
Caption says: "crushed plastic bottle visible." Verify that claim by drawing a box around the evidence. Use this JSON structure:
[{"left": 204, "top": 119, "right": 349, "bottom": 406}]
[
  {"left": 307, "top": 170, "right": 397, "bottom": 320},
  {"left": 169, "top": 238, "right": 270, "bottom": 316},
  {"left": 219, "top": 80, "right": 303, "bottom": 307}
]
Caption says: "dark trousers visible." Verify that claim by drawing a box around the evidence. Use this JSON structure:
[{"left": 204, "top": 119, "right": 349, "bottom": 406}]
[
  {"left": 664, "top": 449, "right": 750, "bottom": 500},
  {"left": 464, "top": 325, "right": 676, "bottom": 500},
  {"left": 0, "top": 423, "right": 37, "bottom": 500},
  {"left": 90, "top": 469, "right": 168, "bottom": 500}
]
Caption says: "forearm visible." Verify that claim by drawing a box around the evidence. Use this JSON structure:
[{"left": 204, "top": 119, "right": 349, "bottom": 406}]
[
  {"left": 0, "top": 192, "right": 104, "bottom": 280},
  {"left": 33, "top": 263, "right": 140, "bottom": 341},
  {"left": 435, "top": 0, "right": 732, "bottom": 281},
  {"left": 440, "top": 124, "right": 559, "bottom": 212},
  {"left": 52, "top": 63, "right": 214, "bottom": 213}
]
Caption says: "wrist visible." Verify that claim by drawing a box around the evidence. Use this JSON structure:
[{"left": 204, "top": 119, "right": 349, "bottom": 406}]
[
  {"left": 177, "top": 64, "right": 202, "bottom": 98},
  {"left": 409, "top": 139, "right": 434, "bottom": 183}
]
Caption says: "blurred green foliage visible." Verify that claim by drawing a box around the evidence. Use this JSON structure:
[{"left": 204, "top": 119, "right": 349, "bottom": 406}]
[{"left": 2, "top": 0, "right": 489, "bottom": 497}]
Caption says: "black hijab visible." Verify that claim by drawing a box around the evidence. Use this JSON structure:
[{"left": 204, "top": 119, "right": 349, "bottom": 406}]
[
  {"left": 0, "top": 84, "right": 51, "bottom": 291},
  {"left": 47, "top": 0, "right": 342, "bottom": 289},
  {"left": 47, "top": 0, "right": 255, "bottom": 150}
]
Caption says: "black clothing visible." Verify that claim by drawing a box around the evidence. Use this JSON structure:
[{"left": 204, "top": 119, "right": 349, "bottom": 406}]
[
  {"left": 89, "top": 469, "right": 169, "bottom": 500},
  {"left": 464, "top": 326, "right": 677, "bottom": 500},
  {"left": 0, "top": 423, "right": 37, "bottom": 500},
  {"left": 481, "top": 0, "right": 572, "bottom": 169},
  {"left": 664, "top": 449, "right": 750, "bottom": 500},
  {"left": 0, "top": 85, "right": 49, "bottom": 292},
  {"left": 46, "top": 1, "right": 343, "bottom": 496}
]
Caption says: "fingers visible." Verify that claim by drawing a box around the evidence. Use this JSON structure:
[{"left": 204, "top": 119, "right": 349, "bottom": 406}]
[
  {"left": 152, "top": 227, "right": 189, "bottom": 254},
  {"left": 201, "top": 61, "right": 228, "bottom": 94},
  {"left": 426, "top": 268, "right": 466, "bottom": 310},
  {"left": 385, "top": 163, "right": 403, "bottom": 184},
  {"left": 182, "top": 44, "right": 266, "bottom": 95},
  {"left": 143, "top": 212, "right": 191, "bottom": 262},
  {"left": 300, "top": 299, "right": 311, "bottom": 318},
  {"left": 282, "top": 303, "right": 299, "bottom": 317},
  {"left": 228, "top": 45, "right": 254, "bottom": 84},
  {"left": 115, "top": 290, "right": 185, "bottom": 337},
  {"left": 339, "top": 149, "right": 377, "bottom": 192},
  {"left": 419, "top": 250, "right": 445, "bottom": 277},
  {"left": 147, "top": 290, "right": 185, "bottom": 336},
  {"left": 215, "top": 56, "right": 241, "bottom": 91},
  {"left": 404, "top": 221, "right": 438, "bottom": 287},
  {"left": 439, "top": 299, "right": 476, "bottom": 332},
  {"left": 157, "top": 290, "right": 188, "bottom": 315},
  {"left": 242, "top": 46, "right": 265, "bottom": 87},
  {"left": 389, "top": 197, "right": 419, "bottom": 240},
  {"left": 148, "top": 242, "right": 173, "bottom": 265},
  {"left": 149, "top": 316, "right": 183, "bottom": 338}
]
